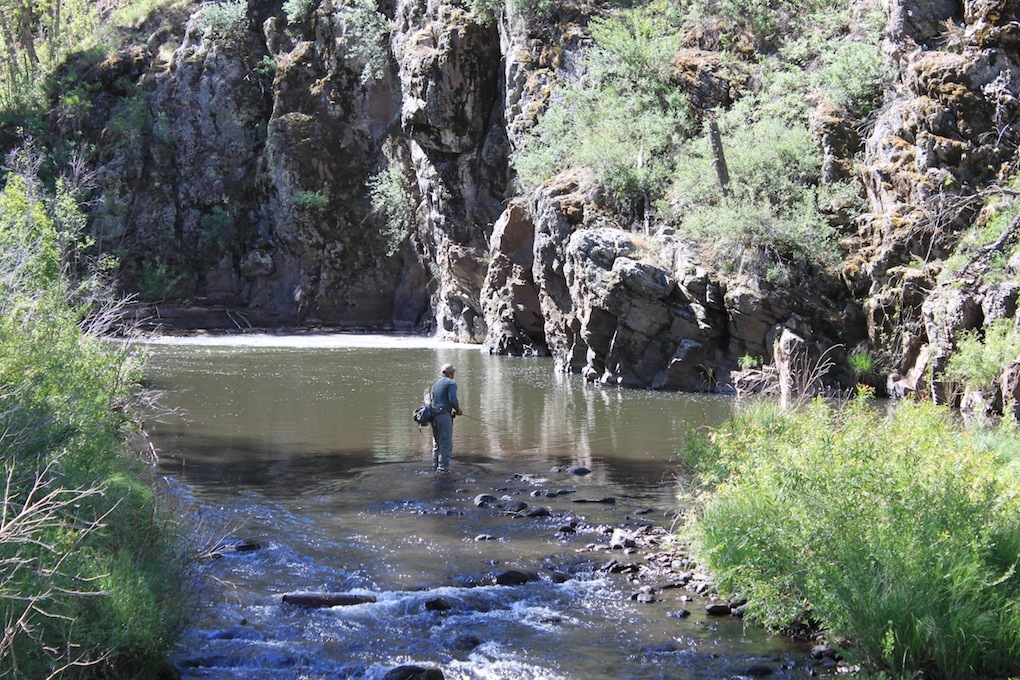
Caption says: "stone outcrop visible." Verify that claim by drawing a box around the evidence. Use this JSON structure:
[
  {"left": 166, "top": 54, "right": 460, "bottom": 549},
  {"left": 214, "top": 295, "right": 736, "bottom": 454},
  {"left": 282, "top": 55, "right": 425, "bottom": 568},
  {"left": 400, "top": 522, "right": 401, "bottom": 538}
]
[{"left": 44, "top": 0, "right": 1020, "bottom": 394}]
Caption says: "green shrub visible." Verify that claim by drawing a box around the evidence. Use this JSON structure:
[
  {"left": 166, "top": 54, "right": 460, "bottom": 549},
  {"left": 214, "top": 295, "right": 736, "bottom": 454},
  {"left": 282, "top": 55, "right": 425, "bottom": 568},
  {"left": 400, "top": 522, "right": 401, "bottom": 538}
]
[
  {"left": 671, "top": 113, "right": 842, "bottom": 269},
  {"left": 294, "top": 187, "right": 331, "bottom": 213},
  {"left": 467, "top": 0, "right": 560, "bottom": 24},
  {"left": 197, "top": 0, "right": 249, "bottom": 42},
  {"left": 284, "top": 0, "right": 319, "bottom": 25},
  {"left": 683, "top": 397, "right": 1020, "bottom": 678},
  {"left": 513, "top": 2, "right": 692, "bottom": 219},
  {"left": 943, "top": 318, "right": 1020, "bottom": 393},
  {"left": 368, "top": 163, "right": 415, "bottom": 255},
  {"left": 812, "top": 40, "right": 886, "bottom": 114},
  {"left": 848, "top": 348, "right": 875, "bottom": 375},
  {"left": 0, "top": 150, "right": 189, "bottom": 676},
  {"left": 332, "top": 0, "right": 390, "bottom": 84}
]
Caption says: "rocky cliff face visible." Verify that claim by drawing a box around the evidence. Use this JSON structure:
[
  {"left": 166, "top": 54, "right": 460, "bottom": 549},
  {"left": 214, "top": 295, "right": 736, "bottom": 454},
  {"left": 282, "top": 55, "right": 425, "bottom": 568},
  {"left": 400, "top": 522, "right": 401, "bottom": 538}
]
[{"left": 60, "top": 0, "right": 1020, "bottom": 395}]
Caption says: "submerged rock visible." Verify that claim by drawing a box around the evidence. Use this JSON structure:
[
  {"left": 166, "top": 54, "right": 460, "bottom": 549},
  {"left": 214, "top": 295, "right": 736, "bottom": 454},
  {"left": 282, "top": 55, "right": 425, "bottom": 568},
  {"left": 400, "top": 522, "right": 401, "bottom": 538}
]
[
  {"left": 493, "top": 569, "right": 540, "bottom": 586},
  {"left": 383, "top": 665, "right": 445, "bottom": 680}
]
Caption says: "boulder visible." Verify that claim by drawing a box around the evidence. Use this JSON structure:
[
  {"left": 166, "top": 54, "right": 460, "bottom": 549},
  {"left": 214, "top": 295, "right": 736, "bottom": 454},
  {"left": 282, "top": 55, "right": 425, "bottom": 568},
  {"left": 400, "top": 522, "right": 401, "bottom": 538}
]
[{"left": 383, "top": 665, "right": 444, "bottom": 680}]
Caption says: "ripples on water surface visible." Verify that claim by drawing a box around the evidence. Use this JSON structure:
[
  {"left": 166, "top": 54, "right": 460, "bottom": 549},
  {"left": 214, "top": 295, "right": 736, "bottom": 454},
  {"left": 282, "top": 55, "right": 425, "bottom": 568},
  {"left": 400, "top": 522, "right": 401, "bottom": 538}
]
[{"left": 141, "top": 333, "right": 818, "bottom": 679}]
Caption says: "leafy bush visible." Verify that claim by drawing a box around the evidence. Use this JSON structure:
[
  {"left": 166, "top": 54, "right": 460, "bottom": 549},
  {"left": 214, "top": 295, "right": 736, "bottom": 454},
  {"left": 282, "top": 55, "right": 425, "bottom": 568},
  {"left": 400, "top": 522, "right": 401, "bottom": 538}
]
[
  {"left": 683, "top": 397, "right": 1020, "bottom": 678},
  {"left": 294, "top": 187, "right": 331, "bottom": 213},
  {"left": 943, "top": 318, "right": 1020, "bottom": 393},
  {"left": 0, "top": 147, "right": 188, "bottom": 677},
  {"left": 847, "top": 348, "right": 875, "bottom": 375},
  {"left": 198, "top": 204, "right": 238, "bottom": 250},
  {"left": 332, "top": 0, "right": 391, "bottom": 84},
  {"left": 284, "top": 0, "right": 319, "bottom": 25},
  {"left": 467, "top": 0, "right": 561, "bottom": 25},
  {"left": 197, "top": 0, "right": 249, "bottom": 42},
  {"left": 671, "top": 114, "right": 842, "bottom": 268},
  {"left": 812, "top": 40, "right": 886, "bottom": 114},
  {"left": 513, "top": 3, "right": 693, "bottom": 219},
  {"left": 368, "top": 163, "right": 415, "bottom": 255}
]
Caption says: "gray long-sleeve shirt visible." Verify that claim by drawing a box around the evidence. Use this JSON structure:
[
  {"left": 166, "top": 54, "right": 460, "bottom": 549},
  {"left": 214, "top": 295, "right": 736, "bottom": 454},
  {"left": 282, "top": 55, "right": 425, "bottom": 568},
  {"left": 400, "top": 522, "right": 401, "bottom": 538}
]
[{"left": 430, "top": 377, "right": 460, "bottom": 414}]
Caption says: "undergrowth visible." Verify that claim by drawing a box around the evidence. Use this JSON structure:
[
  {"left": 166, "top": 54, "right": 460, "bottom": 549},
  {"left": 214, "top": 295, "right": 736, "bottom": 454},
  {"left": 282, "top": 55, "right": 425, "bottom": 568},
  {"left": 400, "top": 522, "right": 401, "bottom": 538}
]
[
  {"left": 0, "top": 144, "right": 189, "bottom": 678},
  {"left": 682, "top": 396, "right": 1020, "bottom": 679}
]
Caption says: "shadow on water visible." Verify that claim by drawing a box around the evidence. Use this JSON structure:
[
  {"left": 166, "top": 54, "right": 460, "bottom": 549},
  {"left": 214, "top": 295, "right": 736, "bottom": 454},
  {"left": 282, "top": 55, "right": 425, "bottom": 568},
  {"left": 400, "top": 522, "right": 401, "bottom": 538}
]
[{"left": 141, "top": 335, "right": 822, "bottom": 679}]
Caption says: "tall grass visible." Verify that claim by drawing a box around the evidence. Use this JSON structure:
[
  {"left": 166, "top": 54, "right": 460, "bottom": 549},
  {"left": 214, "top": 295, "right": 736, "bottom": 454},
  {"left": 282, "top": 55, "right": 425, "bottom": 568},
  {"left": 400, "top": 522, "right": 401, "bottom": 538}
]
[
  {"left": 682, "top": 396, "right": 1020, "bottom": 679},
  {"left": 0, "top": 146, "right": 189, "bottom": 678}
]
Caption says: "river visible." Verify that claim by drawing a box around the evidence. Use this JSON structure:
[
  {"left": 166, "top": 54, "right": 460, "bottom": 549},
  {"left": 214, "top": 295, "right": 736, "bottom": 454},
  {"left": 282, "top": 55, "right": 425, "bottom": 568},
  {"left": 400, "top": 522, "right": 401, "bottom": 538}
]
[{"left": 141, "top": 333, "right": 821, "bottom": 679}]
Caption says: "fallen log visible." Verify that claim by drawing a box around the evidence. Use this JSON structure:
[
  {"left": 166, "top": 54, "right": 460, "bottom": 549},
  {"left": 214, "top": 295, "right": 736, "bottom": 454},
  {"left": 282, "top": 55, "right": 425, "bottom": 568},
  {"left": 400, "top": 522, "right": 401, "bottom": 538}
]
[{"left": 281, "top": 592, "right": 377, "bottom": 608}]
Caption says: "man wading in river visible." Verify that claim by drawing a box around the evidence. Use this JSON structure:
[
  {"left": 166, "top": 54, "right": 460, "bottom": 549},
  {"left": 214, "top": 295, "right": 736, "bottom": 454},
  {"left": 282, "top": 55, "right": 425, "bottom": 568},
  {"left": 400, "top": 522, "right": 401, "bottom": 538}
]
[{"left": 430, "top": 364, "right": 463, "bottom": 473}]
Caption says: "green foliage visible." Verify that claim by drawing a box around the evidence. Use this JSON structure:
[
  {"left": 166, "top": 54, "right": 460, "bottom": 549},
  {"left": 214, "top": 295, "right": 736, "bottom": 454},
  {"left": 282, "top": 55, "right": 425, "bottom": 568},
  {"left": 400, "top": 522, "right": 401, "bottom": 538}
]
[
  {"left": 253, "top": 54, "right": 277, "bottom": 79},
  {"left": 0, "top": 151, "right": 188, "bottom": 677},
  {"left": 684, "top": 398, "right": 1020, "bottom": 678},
  {"left": 368, "top": 163, "right": 415, "bottom": 255},
  {"left": 467, "top": 0, "right": 560, "bottom": 24},
  {"left": 513, "top": 3, "right": 693, "bottom": 218},
  {"left": 672, "top": 114, "right": 841, "bottom": 268},
  {"left": 848, "top": 348, "right": 875, "bottom": 375},
  {"left": 679, "top": 0, "right": 846, "bottom": 50},
  {"left": 136, "top": 258, "right": 191, "bottom": 301},
  {"left": 197, "top": 0, "right": 249, "bottom": 42},
  {"left": 943, "top": 319, "right": 1020, "bottom": 393},
  {"left": 294, "top": 187, "right": 331, "bottom": 213},
  {"left": 332, "top": 0, "right": 390, "bottom": 84},
  {"left": 940, "top": 187, "right": 1020, "bottom": 283},
  {"left": 198, "top": 204, "right": 238, "bottom": 251},
  {"left": 812, "top": 40, "right": 887, "bottom": 114},
  {"left": 284, "top": 0, "right": 319, "bottom": 25},
  {"left": 738, "top": 353, "right": 760, "bottom": 370}
]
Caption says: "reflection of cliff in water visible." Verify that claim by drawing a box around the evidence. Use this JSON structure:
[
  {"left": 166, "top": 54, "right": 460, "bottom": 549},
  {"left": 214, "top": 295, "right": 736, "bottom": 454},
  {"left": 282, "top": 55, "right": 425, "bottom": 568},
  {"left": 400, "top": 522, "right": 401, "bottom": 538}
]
[{"left": 143, "top": 334, "right": 734, "bottom": 489}]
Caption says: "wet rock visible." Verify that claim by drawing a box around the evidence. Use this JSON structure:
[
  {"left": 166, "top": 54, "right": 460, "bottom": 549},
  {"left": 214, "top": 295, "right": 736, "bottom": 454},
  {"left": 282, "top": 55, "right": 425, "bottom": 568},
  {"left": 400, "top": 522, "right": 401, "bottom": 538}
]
[
  {"left": 424, "top": 597, "right": 452, "bottom": 612},
  {"left": 499, "top": 499, "right": 529, "bottom": 513},
  {"left": 383, "top": 665, "right": 444, "bottom": 680},
  {"left": 705, "top": 602, "right": 732, "bottom": 616},
  {"left": 566, "top": 466, "right": 591, "bottom": 476},
  {"left": 473, "top": 493, "right": 497, "bottom": 507},
  {"left": 811, "top": 643, "right": 838, "bottom": 660},
  {"left": 668, "top": 609, "right": 691, "bottom": 619},
  {"left": 610, "top": 529, "right": 637, "bottom": 550},
  {"left": 474, "top": 534, "right": 495, "bottom": 541},
  {"left": 572, "top": 497, "right": 616, "bottom": 504},
  {"left": 602, "top": 560, "right": 640, "bottom": 575},
  {"left": 523, "top": 506, "right": 551, "bottom": 518},
  {"left": 630, "top": 586, "right": 656, "bottom": 603},
  {"left": 448, "top": 633, "right": 482, "bottom": 651},
  {"left": 493, "top": 569, "right": 540, "bottom": 585},
  {"left": 744, "top": 664, "right": 775, "bottom": 676},
  {"left": 281, "top": 592, "right": 377, "bottom": 608},
  {"left": 208, "top": 539, "right": 262, "bottom": 557},
  {"left": 549, "top": 571, "right": 570, "bottom": 584},
  {"left": 632, "top": 508, "right": 654, "bottom": 515}
]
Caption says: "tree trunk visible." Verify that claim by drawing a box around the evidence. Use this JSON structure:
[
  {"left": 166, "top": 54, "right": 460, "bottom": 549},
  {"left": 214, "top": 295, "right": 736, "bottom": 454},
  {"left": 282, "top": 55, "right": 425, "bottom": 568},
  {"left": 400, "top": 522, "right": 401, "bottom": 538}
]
[{"left": 706, "top": 114, "right": 730, "bottom": 197}]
